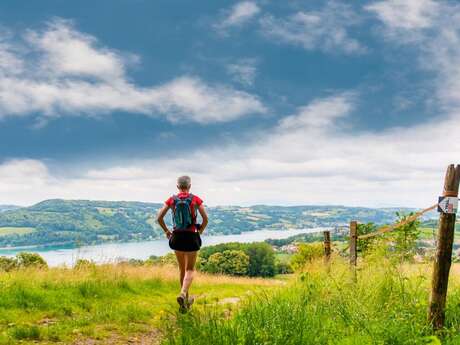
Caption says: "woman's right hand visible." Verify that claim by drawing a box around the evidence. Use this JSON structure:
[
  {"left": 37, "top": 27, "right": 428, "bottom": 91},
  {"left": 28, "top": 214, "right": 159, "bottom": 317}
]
[{"left": 165, "top": 230, "right": 173, "bottom": 239}]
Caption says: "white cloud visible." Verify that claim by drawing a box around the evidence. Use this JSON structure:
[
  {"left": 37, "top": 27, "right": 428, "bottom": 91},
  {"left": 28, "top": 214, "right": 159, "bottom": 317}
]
[
  {"left": 25, "top": 19, "right": 129, "bottom": 81},
  {"left": 3, "top": 92, "right": 459, "bottom": 208},
  {"left": 216, "top": 1, "right": 260, "bottom": 32},
  {"left": 260, "top": 2, "right": 366, "bottom": 54},
  {"left": 0, "top": 19, "right": 266, "bottom": 123},
  {"left": 367, "top": 0, "right": 460, "bottom": 110},
  {"left": 149, "top": 76, "right": 266, "bottom": 123},
  {"left": 4, "top": 4, "right": 460, "bottom": 208},
  {"left": 279, "top": 94, "right": 353, "bottom": 130},
  {"left": 226, "top": 59, "right": 257, "bottom": 86},
  {"left": 366, "top": 0, "right": 439, "bottom": 30}
]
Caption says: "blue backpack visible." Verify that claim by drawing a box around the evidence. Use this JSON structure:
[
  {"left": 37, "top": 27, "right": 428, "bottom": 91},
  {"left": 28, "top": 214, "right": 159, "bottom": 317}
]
[{"left": 172, "top": 194, "right": 194, "bottom": 231}]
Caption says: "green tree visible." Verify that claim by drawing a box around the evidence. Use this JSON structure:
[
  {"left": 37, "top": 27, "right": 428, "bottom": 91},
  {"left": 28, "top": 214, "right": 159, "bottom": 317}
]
[
  {"left": 199, "top": 242, "right": 248, "bottom": 261},
  {"left": 198, "top": 242, "right": 276, "bottom": 277},
  {"left": 204, "top": 250, "right": 249, "bottom": 276},
  {"left": 391, "top": 212, "right": 420, "bottom": 261},
  {"left": 357, "top": 222, "right": 378, "bottom": 255},
  {"left": 245, "top": 242, "right": 276, "bottom": 277}
]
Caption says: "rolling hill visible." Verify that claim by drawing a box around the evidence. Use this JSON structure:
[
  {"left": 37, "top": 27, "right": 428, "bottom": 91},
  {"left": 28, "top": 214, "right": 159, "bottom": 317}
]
[
  {"left": 0, "top": 205, "right": 21, "bottom": 213},
  {"left": 0, "top": 199, "right": 432, "bottom": 248}
]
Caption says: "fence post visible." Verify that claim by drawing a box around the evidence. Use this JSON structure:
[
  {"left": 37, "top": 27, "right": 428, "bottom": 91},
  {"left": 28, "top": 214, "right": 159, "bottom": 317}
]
[
  {"left": 428, "top": 164, "right": 460, "bottom": 330},
  {"left": 350, "top": 221, "right": 358, "bottom": 266},
  {"left": 323, "top": 230, "right": 331, "bottom": 263}
]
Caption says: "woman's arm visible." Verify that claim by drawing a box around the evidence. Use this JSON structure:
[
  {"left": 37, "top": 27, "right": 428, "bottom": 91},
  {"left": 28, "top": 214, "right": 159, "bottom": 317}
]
[
  {"left": 156, "top": 204, "right": 172, "bottom": 238},
  {"left": 198, "top": 204, "right": 208, "bottom": 234}
]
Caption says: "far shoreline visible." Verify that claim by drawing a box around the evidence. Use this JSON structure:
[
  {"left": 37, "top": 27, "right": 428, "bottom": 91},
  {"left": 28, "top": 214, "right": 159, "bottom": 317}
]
[{"left": 0, "top": 227, "right": 323, "bottom": 253}]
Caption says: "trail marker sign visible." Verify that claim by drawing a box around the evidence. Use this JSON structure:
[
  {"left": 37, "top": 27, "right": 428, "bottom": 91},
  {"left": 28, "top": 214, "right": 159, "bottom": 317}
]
[{"left": 437, "top": 196, "right": 458, "bottom": 214}]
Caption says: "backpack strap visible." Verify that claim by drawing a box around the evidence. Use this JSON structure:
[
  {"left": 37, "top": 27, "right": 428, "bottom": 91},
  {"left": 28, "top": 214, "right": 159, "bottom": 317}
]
[
  {"left": 187, "top": 194, "right": 196, "bottom": 222},
  {"left": 172, "top": 195, "right": 179, "bottom": 209}
]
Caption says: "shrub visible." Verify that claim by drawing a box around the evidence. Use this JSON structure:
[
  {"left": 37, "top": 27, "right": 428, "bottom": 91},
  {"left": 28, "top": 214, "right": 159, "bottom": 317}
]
[
  {"left": 357, "top": 222, "right": 378, "bottom": 254},
  {"left": 74, "top": 259, "right": 96, "bottom": 270},
  {"left": 9, "top": 324, "right": 41, "bottom": 340},
  {"left": 290, "top": 242, "right": 323, "bottom": 270},
  {"left": 146, "top": 253, "right": 177, "bottom": 266},
  {"left": 275, "top": 261, "right": 293, "bottom": 274},
  {"left": 363, "top": 213, "right": 421, "bottom": 263},
  {"left": 391, "top": 212, "right": 420, "bottom": 261},
  {"left": 16, "top": 252, "right": 48, "bottom": 268},
  {"left": 203, "top": 250, "right": 249, "bottom": 276},
  {"left": 0, "top": 256, "right": 18, "bottom": 272},
  {"left": 126, "top": 259, "right": 144, "bottom": 266}
]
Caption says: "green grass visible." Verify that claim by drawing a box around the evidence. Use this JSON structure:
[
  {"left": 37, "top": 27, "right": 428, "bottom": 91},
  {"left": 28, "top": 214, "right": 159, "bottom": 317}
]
[
  {"left": 418, "top": 227, "right": 437, "bottom": 240},
  {"left": 0, "top": 264, "right": 280, "bottom": 344},
  {"left": 0, "top": 227, "right": 35, "bottom": 236},
  {"left": 274, "top": 252, "right": 292, "bottom": 264},
  {"left": 3, "top": 256, "right": 460, "bottom": 345},
  {"left": 162, "top": 259, "right": 460, "bottom": 345}
]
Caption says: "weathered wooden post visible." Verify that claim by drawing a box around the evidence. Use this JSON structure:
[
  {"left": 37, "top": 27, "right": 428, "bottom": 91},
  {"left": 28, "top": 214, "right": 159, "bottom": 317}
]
[
  {"left": 428, "top": 164, "right": 460, "bottom": 330},
  {"left": 323, "top": 230, "right": 331, "bottom": 263},
  {"left": 349, "top": 221, "right": 358, "bottom": 267}
]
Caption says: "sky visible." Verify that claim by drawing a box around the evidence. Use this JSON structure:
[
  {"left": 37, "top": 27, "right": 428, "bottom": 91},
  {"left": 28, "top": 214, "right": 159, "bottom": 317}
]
[{"left": 0, "top": 0, "right": 459, "bottom": 207}]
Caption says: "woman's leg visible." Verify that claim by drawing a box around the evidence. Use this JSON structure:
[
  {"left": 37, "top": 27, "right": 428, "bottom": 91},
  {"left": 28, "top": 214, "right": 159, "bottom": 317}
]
[
  {"left": 174, "top": 251, "right": 186, "bottom": 288},
  {"left": 180, "top": 251, "right": 198, "bottom": 296}
]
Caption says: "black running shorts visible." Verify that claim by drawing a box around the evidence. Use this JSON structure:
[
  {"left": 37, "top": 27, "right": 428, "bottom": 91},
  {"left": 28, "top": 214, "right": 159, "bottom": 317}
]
[{"left": 169, "top": 231, "right": 202, "bottom": 252}]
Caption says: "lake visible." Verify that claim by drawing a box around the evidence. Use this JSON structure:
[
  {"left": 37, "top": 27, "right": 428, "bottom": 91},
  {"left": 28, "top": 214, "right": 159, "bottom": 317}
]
[{"left": 0, "top": 228, "right": 326, "bottom": 267}]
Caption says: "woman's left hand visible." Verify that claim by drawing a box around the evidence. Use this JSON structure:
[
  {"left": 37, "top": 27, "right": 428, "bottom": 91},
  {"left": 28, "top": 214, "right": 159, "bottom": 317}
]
[{"left": 165, "top": 230, "right": 172, "bottom": 239}]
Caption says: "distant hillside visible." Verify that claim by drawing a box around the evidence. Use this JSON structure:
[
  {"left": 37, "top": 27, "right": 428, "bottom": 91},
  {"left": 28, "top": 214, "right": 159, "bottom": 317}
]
[
  {"left": 0, "top": 205, "right": 21, "bottom": 213},
  {"left": 0, "top": 199, "right": 429, "bottom": 248}
]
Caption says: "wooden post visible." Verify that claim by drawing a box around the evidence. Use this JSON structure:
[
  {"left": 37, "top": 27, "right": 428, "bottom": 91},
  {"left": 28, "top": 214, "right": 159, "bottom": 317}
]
[
  {"left": 428, "top": 164, "right": 460, "bottom": 330},
  {"left": 323, "top": 230, "right": 331, "bottom": 263},
  {"left": 350, "top": 221, "right": 358, "bottom": 266}
]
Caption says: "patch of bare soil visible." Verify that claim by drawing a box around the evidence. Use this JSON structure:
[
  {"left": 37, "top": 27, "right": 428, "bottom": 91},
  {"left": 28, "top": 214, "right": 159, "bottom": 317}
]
[{"left": 73, "top": 329, "right": 161, "bottom": 345}]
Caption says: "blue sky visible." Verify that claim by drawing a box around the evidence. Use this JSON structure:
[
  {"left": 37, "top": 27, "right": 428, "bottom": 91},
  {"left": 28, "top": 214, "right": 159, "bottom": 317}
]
[{"left": 0, "top": 0, "right": 459, "bottom": 207}]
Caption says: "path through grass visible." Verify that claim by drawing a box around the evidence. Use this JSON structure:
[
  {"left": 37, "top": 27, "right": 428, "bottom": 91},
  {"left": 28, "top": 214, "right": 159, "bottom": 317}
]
[{"left": 0, "top": 264, "right": 282, "bottom": 344}]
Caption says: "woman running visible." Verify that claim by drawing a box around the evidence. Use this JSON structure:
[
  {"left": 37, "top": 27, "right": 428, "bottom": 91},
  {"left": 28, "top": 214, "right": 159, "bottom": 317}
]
[{"left": 156, "top": 175, "right": 208, "bottom": 312}]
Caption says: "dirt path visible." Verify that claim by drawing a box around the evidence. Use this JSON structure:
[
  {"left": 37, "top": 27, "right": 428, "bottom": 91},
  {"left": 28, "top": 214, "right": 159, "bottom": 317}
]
[
  {"left": 73, "top": 329, "right": 161, "bottom": 345},
  {"left": 72, "top": 291, "right": 256, "bottom": 344}
]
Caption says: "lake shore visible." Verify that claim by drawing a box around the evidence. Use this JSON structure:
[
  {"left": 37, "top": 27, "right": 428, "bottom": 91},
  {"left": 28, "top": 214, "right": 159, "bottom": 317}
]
[{"left": 0, "top": 228, "right": 326, "bottom": 267}]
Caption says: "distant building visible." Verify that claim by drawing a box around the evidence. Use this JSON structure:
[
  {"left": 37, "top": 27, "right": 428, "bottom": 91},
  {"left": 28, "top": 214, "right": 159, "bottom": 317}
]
[{"left": 280, "top": 244, "right": 298, "bottom": 254}]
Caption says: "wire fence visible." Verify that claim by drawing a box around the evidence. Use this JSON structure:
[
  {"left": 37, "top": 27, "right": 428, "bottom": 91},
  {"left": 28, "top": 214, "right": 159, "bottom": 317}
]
[
  {"left": 357, "top": 204, "right": 438, "bottom": 240},
  {"left": 331, "top": 164, "right": 460, "bottom": 332},
  {"left": 318, "top": 164, "right": 460, "bottom": 331}
]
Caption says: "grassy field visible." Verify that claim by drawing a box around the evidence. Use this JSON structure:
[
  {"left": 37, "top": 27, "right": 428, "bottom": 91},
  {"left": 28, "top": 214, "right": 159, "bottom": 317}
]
[
  {"left": 0, "top": 227, "right": 35, "bottom": 237},
  {"left": 0, "top": 264, "right": 282, "bottom": 344},
  {"left": 274, "top": 252, "right": 292, "bottom": 264},
  {"left": 2, "top": 257, "right": 460, "bottom": 345},
  {"left": 162, "top": 259, "right": 460, "bottom": 345}
]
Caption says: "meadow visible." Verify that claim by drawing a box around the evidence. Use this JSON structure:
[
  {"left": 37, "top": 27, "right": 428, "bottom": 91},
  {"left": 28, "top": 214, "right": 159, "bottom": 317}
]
[
  {"left": 1, "top": 222, "right": 460, "bottom": 345},
  {"left": 162, "top": 258, "right": 460, "bottom": 345},
  {"left": 0, "top": 264, "right": 282, "bottom": 344},
  {"left": 0, "top": 256, "right": 459, "bottom": 344},
  {"left": 0, "top": 227, "right": 35, "bottom": 237}
]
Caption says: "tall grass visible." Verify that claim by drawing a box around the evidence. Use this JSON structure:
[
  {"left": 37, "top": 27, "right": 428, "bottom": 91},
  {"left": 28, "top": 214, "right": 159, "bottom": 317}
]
[
  {"left": 0, "top": 264, "right": 279, "bottom": 344},
  {"left": 162, "top": 258, "right": 460, "bottom": 345}
]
